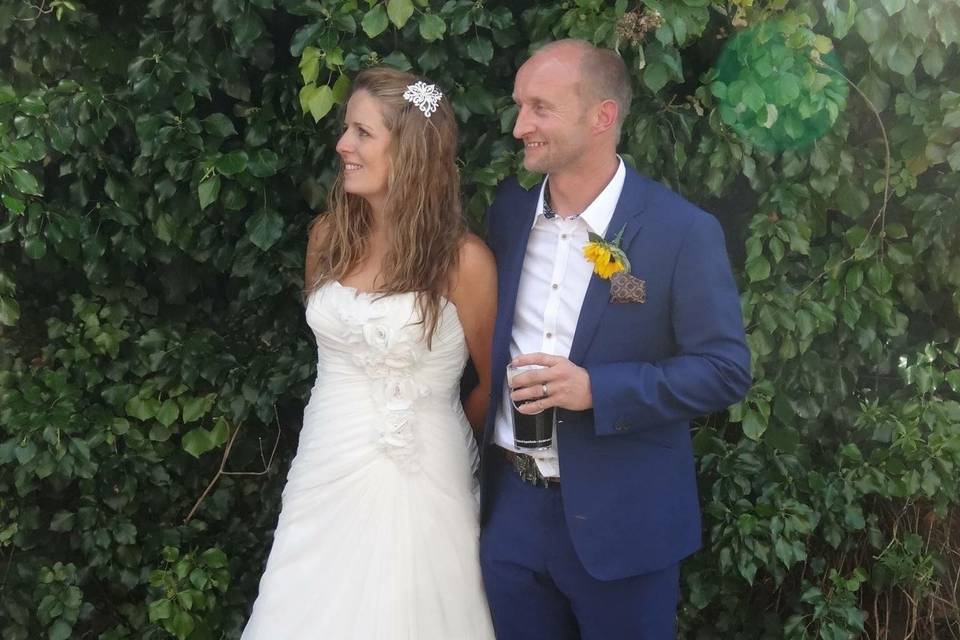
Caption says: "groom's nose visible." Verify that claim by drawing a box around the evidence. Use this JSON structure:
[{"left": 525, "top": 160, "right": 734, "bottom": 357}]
[{"left": 513, "top": 106, "right": 533, "bottom": 140}]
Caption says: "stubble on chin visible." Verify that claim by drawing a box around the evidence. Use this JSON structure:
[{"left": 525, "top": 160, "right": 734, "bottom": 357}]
[{"left": 522, "top": 151, "right": 551, "bottom": 175}]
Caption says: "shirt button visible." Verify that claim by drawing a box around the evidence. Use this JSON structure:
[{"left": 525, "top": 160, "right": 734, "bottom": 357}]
[
  {"left": 560, "top": 234, "right": 568, "bottom": 240},
  {"left": 552, "top": 284, "right": 559, "bottom": 289},
  {"left": 546, "top": 332, "right": 553, "bottom": 338}
]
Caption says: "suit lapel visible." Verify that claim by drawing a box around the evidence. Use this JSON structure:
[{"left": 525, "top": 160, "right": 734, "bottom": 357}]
[
  {"left": 491, "top": 181, "right": 541, "bottom": 373},
  {"left": 568, "top": 168, "right": 649, "bottom": 365},
  {"left": 500, "top": 186, "right": 540, "bottom": 322}
]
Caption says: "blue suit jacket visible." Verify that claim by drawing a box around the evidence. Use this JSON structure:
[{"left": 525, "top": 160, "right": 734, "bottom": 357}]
[{"left": 481, "top": 164, "right": 751, "bottom": 580}]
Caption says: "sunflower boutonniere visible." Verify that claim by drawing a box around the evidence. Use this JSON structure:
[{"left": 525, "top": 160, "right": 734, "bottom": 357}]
[{"left": 583, "top": 224, "right": 631, "bottom": 279}]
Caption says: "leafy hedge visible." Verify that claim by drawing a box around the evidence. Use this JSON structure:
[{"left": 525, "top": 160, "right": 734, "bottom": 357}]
[{"left": 1, "top": 0, "right": 958, "bottom": 638}]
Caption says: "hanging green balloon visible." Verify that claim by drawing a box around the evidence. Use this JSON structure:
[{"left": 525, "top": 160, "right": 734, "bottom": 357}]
[{"left": 711, "top": 14, "right": 849, "bottom": 151}]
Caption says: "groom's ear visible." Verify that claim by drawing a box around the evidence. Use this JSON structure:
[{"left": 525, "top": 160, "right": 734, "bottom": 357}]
[{"left": 592, "top": 99, "right": 619, "bottom": 136}]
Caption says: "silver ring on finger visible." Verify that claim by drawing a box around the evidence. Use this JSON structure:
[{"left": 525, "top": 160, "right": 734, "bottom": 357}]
[{"left": 541, "top": 383, "right": 549, "bottom": 398}]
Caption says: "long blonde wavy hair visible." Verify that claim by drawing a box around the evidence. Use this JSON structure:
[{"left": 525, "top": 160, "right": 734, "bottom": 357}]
[{"left": 307, "top": 67, "right": 464, "bottom": 347}]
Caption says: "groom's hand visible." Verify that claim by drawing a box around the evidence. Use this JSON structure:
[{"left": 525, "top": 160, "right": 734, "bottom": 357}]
[{"left": 510, "top": 353, "right": 593, "bottom": 414}]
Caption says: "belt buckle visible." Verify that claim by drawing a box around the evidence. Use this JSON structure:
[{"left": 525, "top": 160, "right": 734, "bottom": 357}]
[{"left": 513, "top": 452, "right": 552, "bottom": 488}]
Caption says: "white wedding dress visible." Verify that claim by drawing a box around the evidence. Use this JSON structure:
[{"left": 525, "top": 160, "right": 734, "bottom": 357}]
[{"left": 241, "top": 281, "right": 495, "bottom": 640}]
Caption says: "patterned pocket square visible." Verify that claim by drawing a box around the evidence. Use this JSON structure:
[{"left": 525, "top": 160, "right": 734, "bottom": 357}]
[{"left": 610, "top": 272, "right": 646, "bottom": 304}]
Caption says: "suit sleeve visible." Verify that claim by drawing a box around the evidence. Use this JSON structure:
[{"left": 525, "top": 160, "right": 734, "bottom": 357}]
[{"left": 586, "top": 214, "right": 752, "bottom": 437}]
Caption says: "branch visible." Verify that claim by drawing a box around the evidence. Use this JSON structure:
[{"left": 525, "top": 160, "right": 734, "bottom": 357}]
[{"left": 183, "top": 407, "right": 282, "bottom": 524}]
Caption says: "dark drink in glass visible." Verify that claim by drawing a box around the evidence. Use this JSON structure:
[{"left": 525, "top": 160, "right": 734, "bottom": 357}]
[
  {"left": 506, "top": 364, "right": 553, "bottom": 451},
  {"left": 511, "top": 406, "right": 553, "bottom": 450}
]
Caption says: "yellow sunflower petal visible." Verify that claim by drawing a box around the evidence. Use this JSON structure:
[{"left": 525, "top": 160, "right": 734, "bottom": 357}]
[{"left": 596, "top": 255, "right": 625, "bottom": 279}]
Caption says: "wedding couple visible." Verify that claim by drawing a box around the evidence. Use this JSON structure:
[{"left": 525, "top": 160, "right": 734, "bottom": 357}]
[{"left": 241, "top": 39, "right": 751, "bottom": 639}]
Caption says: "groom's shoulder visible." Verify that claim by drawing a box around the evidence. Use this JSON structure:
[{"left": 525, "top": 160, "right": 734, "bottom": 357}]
[
  {"left": 492, "top": 175, "right": 538, "bottom": 204},
  {"left": 627, "top": 167, "right": 716, "bottom": 231}
]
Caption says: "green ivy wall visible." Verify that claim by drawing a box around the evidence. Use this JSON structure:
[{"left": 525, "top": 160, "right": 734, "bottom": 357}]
[{"left": 1, "top": 0, "right": 958, "bottom": 638}]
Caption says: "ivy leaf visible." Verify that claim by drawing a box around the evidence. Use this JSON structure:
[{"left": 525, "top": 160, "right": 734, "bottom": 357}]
[
  {"left": 216, "top": 151, "right": 248, "bottom": 176},
  {"left": 461, "top": 86, "right": 495, "bottom": 115},
  {"left": 156, "top": 399, "right": 179, "bottom": 427},
  {"left": 741, "top": 83, "right": 765, "bottom": 112},
  {"left": 362, "top": 5, "right": 389, "bottom": 38},
  {"left": 233, "top": 10, "right": 264, "bottom": 48},
  {"left": 823, "top": 0, "right": 857, "bottom": 38},
  {"left": 126, "top": 395, "right": 158, "bottom": 421},
  {"left": 290, "top": 21, "right": 324, "bottom": 56},
  {"left": 248, "top": 148, "right": 279, "bottom": 177},
  {"left": 210, "top": 417, "right": 230, "bottom": 448},
  {"left": 886, "top": 40, "right": 920, "bottom": 76},
  {"left": 331, "top": 73, "right": 350, "bottom": 104},
  {"left": 49, "top": 621, "right": 73, "bottom": 640},
  {"left": 23, "top": 235, "right": 47, "bottom": 259},
  {"left": 867, "top": 262, "right": 893, "bottom": 294},
  {"left": 10, "top": 168, "right": 40, "bottom": 195},
  {"left": 921, "top": 46, "right": 945, "bottom": 78},
  {"left": 202, "top": 113, "right": 237, "bottom": 138},
  {"left": 745, "top": 256, "right": 771, "bottom": 282},
  {"left": 2, "top": 193, "right": 25, "bottom": 214},
  {"left": 299, "top": 47, "right": 320, "bottom": 85},
  {"left": 382, "top": 51, "right": 412, "bottom": 71},
  {"left": 0, "top": 296, "right": 20, "bottom": 326},
  {"left": 945, "top": 370, "right": 960, "bottom": 393},
  {"left": 855, "top": 8, "right": 886, "bottom": 44},
  {"left": 180, "top": 395, "right": 214, "bottom": 423},
  {"left": 742, "top": 410, "right": 767, "bottom": 440},
  {"left": 308, "top": 85, "right": 334, "bottom": 122},
  {"left": 148, "top": 599, "right": 173, "bottom": 622},
  {"left": 201, "top": 547, "right": 228, "bottom": 568},
  {"left": 858, "top": 72, "right": 890, "bottom": 112},
  {"left": 198, "top": 175, "right": 220, "bottom": 210},
  {"left": 387, "top": 0, "right": 414, "bottom": 28},
  {"left": 182, "top": 427, "right": 215, "bottom": 458},
  {"left": 948, "top": 141, "right": 960, "bottom": 172},
  {"left": 642, "top": 62, "right": 669, "bottom": 92},
  {"left": 879, "top": 0, "right": 905, "bottom": 15},
  {"left": 449, "top": 7, "right": 472, "bottom": 35},
  {"left": 466, "top": 38, "right": 493, "bottom": 65},
  {"left": 49, "top": 511, "right": 75, "bottom": 532},
  {"left": 298, "top": 83, "right": 316, "bottom": 113},
  {"left": 419, "top": 14, "right": 446, "bottom": 42},
  {"left": 246, "top": 208, "right": 284, "bottom": 251},
  {"left": 775, "top": 74, "right": 801, "bottom": 104}
]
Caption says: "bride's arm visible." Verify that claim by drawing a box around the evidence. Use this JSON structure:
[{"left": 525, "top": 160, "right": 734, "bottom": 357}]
[{"left": 448, "top": 234, "right": 497, "bottom": 432}]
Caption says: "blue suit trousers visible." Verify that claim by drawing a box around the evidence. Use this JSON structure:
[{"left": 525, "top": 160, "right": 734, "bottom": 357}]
[{"left": 480, "top": 451, "right": 680, "bottom": 640}]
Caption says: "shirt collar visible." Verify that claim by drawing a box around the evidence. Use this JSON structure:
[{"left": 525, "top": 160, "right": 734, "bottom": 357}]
[{"left": 532, "top": 157, "right": 626, "bottom": 236}]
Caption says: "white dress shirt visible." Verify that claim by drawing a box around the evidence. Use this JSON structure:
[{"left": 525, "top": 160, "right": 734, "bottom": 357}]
[{"left": 494, "top": 158, "right": 626, "bottom": 477}]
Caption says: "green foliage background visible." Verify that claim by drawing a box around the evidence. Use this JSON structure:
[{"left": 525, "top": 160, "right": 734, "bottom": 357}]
[{"left": 1, "top": 0, "right": 959, "bottom": 637}]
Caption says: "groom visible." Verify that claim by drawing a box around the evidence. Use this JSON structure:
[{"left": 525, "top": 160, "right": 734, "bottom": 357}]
[{"left": 480, "top": 39, "right": 751, "bottom": 638}]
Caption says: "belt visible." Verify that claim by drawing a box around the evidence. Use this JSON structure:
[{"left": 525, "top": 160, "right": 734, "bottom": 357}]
[{"left": 501, "top": 448, "right": 560, "bottom": 488}]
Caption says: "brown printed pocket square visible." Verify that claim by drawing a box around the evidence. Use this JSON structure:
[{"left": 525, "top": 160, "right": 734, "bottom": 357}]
[{"left": 610, "top": 272, "right": 646, "bottom": 304}]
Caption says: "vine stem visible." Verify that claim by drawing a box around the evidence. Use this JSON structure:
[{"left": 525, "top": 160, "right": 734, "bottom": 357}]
[
  {"left": 183, "top": 407, "right": 282, "bottom": 524},
  {"left": 816, "top": 57, "right": 892, "bottom": 244},
  {"left": 15, "top": 0, "right": 52, "bottom": 21},
  {"left": 796, "top": 57, "right": 893, "bottom": 299}
]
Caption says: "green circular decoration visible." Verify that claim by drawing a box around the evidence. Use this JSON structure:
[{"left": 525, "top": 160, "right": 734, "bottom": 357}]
[{"left": 712, "top": 16, "right": 849, "bottom": 151}]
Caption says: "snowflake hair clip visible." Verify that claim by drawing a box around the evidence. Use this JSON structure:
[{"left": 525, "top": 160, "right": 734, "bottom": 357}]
[{"left": 403, "top": 81, "right": 443, "bottom": 118}]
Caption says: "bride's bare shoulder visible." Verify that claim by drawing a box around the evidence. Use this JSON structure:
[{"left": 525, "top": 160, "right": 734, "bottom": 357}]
[{"left": 448, "top": 233, "right": 496, "bottom": 304}]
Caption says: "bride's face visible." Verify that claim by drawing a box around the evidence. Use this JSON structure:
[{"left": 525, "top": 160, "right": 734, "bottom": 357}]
[{"left": 336, "top": 90, "right": 393, "bottom": 211}]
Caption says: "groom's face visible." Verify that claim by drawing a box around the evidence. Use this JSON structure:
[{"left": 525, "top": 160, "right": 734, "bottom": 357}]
[{"left": 512, "top": 49, "right": 593, "bottom": 176}]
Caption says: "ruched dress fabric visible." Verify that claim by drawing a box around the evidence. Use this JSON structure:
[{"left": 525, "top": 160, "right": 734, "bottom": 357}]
[{"left": 241, "top": 281, "right": 494, "bottom": 640}]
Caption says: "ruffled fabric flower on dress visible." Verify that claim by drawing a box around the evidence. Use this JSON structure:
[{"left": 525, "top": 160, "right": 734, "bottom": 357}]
[{"left": 337, "top": 290, "right": 430, "bottom": 470}]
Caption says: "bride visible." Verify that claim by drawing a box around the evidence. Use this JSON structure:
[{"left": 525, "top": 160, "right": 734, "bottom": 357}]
[{"left": 241, "top": 67, "right": 496, "bottom": 639}]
